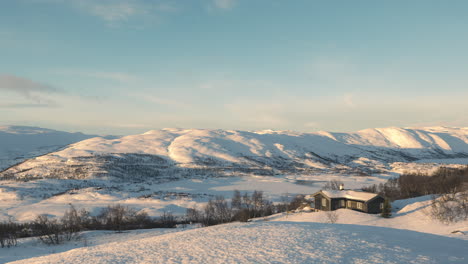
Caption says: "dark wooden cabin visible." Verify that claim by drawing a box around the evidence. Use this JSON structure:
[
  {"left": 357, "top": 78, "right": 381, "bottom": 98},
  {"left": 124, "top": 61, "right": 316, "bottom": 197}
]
[{"left": 312, "top": 189, "right": 385, "bottom": 214}]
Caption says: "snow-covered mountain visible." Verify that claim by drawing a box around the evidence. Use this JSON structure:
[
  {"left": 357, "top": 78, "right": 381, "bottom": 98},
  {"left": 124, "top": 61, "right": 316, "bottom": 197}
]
[
  {"left": 0, "top": 126, "right": 97, "bottom": 171},
  {"left": 2, "top": 126, "right": 468, "bottom": 181}
]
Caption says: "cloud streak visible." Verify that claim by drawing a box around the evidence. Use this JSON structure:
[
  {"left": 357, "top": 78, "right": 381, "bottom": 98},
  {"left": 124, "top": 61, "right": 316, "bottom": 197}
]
[
  {"left": 27, "top": 0, "right": 178, "bottom": 25},
  {"left": 74, "top": 0, "right": 150, "bottom": 22},
  {"left": 0, "top": 74, "right": 63, "bottom": 107},
  {"left": 212, "top": 0, "right": 237, "bottom": 10},
  {"left": 63, "top": 0, "right": 176, "bottom": 24}
]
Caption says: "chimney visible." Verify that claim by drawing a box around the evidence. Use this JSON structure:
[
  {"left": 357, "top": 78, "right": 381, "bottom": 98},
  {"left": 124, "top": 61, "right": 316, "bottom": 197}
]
[{"left": 339, "top": 184, "right": 344, "bottom": 190}]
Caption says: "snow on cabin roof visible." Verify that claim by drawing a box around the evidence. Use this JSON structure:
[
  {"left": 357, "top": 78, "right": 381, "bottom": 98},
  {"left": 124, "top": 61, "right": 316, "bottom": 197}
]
[{"left": 320, "top": 190, "right": 379, "bottom": 202}]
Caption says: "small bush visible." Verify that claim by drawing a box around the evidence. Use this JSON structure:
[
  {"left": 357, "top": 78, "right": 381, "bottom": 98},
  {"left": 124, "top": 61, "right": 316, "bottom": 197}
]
[
  {"left": 381, "top": 199, "right": 392, "bottom": 218},
  {"left": 430, "top": 191, "right": 468, "bottom": 223},
  {"left": 33, "top": 215, "right": 64, "bottom": 245},
  {"left": 325, "top": 210, "right": 339, "bottom": 224}
]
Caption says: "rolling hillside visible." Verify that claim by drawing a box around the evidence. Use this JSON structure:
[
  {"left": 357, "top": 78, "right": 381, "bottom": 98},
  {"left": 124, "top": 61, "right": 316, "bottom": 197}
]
[
  {"left": 0, "top": 126, "right": 96, "bottom": 171},
  {"left": 2, "top": 127, "right": 468, "bottom": 181}
]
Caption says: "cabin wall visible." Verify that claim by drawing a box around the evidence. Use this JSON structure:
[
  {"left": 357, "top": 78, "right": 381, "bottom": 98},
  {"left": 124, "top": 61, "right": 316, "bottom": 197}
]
[
  {"left": 314, "top": 192, "right": 385, "bottom": 213},
  {"left": 344, "top": 199, "right": 367, "bottom": 212},
  {"left": 314, "top": 194, "right": 330, "bottom": 211},
  {"left": 366, "top": 197, "right": 385, "bottom": 214},
  {"left": 331, "top": 198, "right": 346, "bottom": 210}
]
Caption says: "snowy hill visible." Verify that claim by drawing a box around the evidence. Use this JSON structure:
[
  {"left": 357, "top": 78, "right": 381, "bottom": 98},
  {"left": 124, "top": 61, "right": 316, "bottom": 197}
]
[
  {"left": 0, "top": 126, "right": 97, "bottom": 171},
  {"left": 1, "top": 126, "right": 468, "bottom": 223},
  {"left": 2, "top": 195, "right": 467, "bottom": 263},
  {"left": 6, "top": 221, "right": 468, "bottom": 264},
  {"left": 2, "top": 126, "right": 468, "bottom": 181}
]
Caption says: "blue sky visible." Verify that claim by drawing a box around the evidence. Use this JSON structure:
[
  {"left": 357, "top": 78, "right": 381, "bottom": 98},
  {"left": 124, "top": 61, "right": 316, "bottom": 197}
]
[{"left": 1, "top": 0, "right": 468, "bottom": 134}]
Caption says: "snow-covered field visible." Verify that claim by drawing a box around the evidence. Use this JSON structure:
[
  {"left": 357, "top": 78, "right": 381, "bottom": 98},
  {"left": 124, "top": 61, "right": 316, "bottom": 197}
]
[
  {"left": 0, "top": 163, "right": 460, "bottom": 222},
  {"left": 0, "top": 173, "right": 391, "bottom": 222},
  {"left": 1, "top": 195, "right": 467, "bottom": 264},
  {"left": 1, "top": 126, "right": 467, "bottom": 222},
  {"left": 4, "top": 221, "right": 468, "bottom": 263},
  {"left": 1, "top": 126, "right": 468, "bottom": 263},
  {"left": 0, "top": 228, "right": 180, "bottom": 263},
  {"left": 270, "top": 196, "right": 468, "bottom": 240}
]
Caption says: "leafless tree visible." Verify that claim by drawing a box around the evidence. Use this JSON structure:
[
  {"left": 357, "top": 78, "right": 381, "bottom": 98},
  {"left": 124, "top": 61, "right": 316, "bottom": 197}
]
[
  {"left": 33, "top": 215, "right": 64, "bottom": 245},
  {"left": 61, "top": 204, "right": 83, "bottom": 240},
  {"left": 231, "top": 190, "right": 242, "bottom": 210},
  {"left": 323, "top": 180, "right": 344, "bottom": 190},
  {"left": 430, "top": 191, "right": 468, "bottom": 224},
  {"left": 0, "top": 221, "right": 20, "bottom": 248},
  {"left": 325, "top": 210, "right": 339, "bottom": 224}
]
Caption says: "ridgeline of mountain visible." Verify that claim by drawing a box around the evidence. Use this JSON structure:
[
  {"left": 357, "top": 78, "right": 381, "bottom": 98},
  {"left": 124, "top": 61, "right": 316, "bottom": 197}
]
[
  {"left": 1, "top": 126, "right": 468, "bottom": 181},
  {"left": 0, "top": 126, "right": 97, "bottom": 171}
]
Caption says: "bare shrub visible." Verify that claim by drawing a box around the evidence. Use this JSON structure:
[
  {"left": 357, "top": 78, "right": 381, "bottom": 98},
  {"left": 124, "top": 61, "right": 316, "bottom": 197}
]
[
  {"left": 33, "top": 215, "right": 64, "bottom": 245},
  {"left": 187, "top": 190, "right": 281, "bottom": 226},
  {"left": 186, "top": 206, "right": 201, "bottom": 223},
  {"left": 430, "top": 191, "right": 468, "bottom": 224},
  {"left": 362, "top": 165, "right": 468, "bottom": 201},
  {"left": 96, "top": 204, "right": 143, "bottom": 231},
  {"left": 288, "top": 194, "right": 309, "bottom": 211},
  {"left": 0, "top": 221, "right": 21, "bottom": 248},
  {"left": 325, "top": 210, "right": 339, "bottom": 224},
  {"left": 159, "top": 210, "right": 176, "bottom": 228},
  {"left": 61, "top": 204, "right": 86, "bottom": 240},
  {"left": 323, "top": 180, "right": 344, "bottom": 190}
]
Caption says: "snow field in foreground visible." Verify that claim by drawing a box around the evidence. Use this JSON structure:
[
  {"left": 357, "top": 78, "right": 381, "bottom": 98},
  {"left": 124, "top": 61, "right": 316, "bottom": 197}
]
[{"left": 7, "top": 222, "right": 468, "bottom": 264}]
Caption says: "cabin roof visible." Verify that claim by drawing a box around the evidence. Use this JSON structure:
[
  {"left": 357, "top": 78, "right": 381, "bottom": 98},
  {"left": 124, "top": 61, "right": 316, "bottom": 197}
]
[{"left": 316, "top": 190, "right": 379, "bottom": 202}]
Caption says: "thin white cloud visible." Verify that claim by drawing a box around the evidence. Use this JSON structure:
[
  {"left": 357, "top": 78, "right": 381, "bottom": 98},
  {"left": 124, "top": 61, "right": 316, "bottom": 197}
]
[
  {"left": 212, "top": 0, "right": 237, "bottom": 10},
  {"left": 343, "top": 93, "right": 356, "bottom": 108},
  {"left": 224, "top": 91, "right": 468, "bottom": 132},
  {"left": 0, "top": 75, "right": 63, "bottom": 107},
  {"left": 30, "top": 0, "right": 177, "bottom": 24},
  {"left": 75, "top": 0, "right": 148, "bottom": 22},
  {"left": 0, "top": 102, "right": 59, "bottom": 108},
  {"left": 88, "top": 72, "right": 138, "bottom": 83},
  {"left": 304, "top": 122, "right": 321, "bottom": 128},
  {"left": 143, "top": 95, "right": 189, "bottom": 109},
  {"left": 63, "top": 70, "right": 139, "bottom": 83}
]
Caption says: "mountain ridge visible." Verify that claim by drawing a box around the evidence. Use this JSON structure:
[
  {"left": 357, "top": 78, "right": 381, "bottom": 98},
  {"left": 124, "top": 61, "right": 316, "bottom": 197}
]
[
  {"left": 0, "top": 125, "right": 98, "bottom": 171},
  {"left": 2, "top": 126, "right": 468, "bottom": 181}
]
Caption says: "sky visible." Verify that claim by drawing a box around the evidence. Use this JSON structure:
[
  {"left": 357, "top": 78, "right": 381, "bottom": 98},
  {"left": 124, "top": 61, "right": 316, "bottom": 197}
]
[{"left": 1, "top": 0, "right": 468, "bottom": 135}]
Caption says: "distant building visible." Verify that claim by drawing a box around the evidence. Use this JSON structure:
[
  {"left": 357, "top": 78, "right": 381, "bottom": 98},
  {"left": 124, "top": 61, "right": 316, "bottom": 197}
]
[{"left": 312, "top": 187, "right": 385, "bottom": 214}]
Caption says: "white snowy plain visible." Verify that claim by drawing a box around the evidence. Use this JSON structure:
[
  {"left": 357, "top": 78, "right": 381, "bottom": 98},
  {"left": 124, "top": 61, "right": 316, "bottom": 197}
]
[
  {"left": 1, "top": 195, "right": 467, "bottom": 264},
  {"left": 5, "top": 222, "right": 467, "bottom": 264}
]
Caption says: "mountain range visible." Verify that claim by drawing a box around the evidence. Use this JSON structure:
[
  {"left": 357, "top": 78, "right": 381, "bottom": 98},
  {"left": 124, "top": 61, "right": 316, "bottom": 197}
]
[
  {"left": 0, "top": 126, "right": 96, "bottom": 171},
  {"left": 2, "top": 126, "right": 468, "bottom": 181}
]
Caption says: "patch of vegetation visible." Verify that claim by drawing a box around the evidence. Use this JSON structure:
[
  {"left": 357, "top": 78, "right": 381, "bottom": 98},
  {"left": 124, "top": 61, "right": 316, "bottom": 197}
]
[
  {"left": 362, "top": 166, "right": 468, "bottom": 201},
  {"left": 185, "top": 190, "right": 308, "bottom": 226}
]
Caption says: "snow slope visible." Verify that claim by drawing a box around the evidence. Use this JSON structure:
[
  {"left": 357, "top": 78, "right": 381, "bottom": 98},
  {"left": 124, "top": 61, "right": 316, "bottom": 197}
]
[
  {"left": 271, "top": 195, "right": 468, "bottom": 240},
  {"left": 0, "top": 126, "right": 96, "bottom": 171},
  {"left": 8, "top": 222, "right": 467, "bottom": 264},
  {"left": 2, "top": 127, "right": 468, "bottom": 180},
  {"left": 0, "top": 228, "right": 179, "bottom": 263}
]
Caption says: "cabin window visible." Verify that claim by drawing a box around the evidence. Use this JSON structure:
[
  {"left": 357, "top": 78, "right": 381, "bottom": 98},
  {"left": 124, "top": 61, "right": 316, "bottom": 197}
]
[
  {"left": 357, "top": 202, "right": 363, "bottom": 209},
  {"left": 380, "top": 203, "right": 384, "bottom": 209},
  {"left": 322, "top": 198, "right": 327, "bottom": 207},
  {"left": 340, "top": 200, "right": 345, "bottom": 207},
  {"left": 347, "top": 201, "right": 352, "bottom": 208}
]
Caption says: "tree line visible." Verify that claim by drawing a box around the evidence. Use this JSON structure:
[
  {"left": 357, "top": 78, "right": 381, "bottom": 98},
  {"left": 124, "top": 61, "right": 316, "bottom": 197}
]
[
  {"left": 0, "top": 204, "right": 178, "bottom": 247},
  {"left": 186, "top": 190, "right": 309, "bottom": 226},
  {"left": 362, "top": 166, "right": 468, "bottom": 201},
  {"left": 362, "top": 166, "right": 468, "bottom": 222},
  {"left": 1, "top": 191, "right": 310, "bottom": 247}
]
